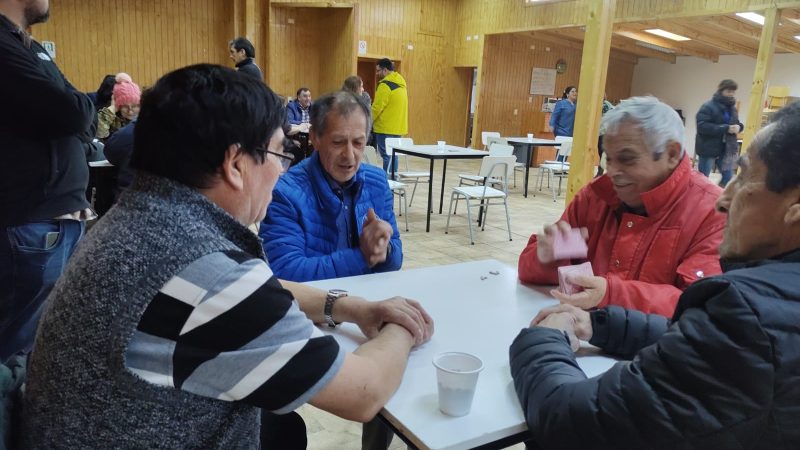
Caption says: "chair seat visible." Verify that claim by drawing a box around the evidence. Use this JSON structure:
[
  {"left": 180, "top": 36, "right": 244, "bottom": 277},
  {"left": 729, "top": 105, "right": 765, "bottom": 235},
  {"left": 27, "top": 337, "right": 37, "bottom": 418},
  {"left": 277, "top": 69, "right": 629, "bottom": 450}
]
[
  {"left": 542, "top": 160, "right": 570, "bottom": 166},
  {"left": 398, "top": 171, "right": 429, "bottom": 179},
  {"left": 539, "top": 163, "right": 569, "bottom": 172},
  {"left": 453, "top": 185, "right": 507, "bottom": 199},
  {"left": 388, "top": 180, "right": 407, "bottom": 190}
]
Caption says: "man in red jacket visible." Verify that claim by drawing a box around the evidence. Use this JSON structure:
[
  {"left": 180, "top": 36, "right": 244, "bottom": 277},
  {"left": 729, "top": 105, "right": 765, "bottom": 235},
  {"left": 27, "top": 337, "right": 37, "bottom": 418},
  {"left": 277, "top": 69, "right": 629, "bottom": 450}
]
[{"left": 519, "top": 96, "right": 724, "bottom": 317}]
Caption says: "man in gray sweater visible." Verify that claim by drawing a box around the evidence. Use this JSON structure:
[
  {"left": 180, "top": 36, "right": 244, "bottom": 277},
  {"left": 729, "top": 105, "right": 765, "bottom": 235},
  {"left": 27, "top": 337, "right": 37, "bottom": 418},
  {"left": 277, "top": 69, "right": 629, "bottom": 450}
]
[{"left": 22, "top": 64, "right": 433, "bottom": 448}]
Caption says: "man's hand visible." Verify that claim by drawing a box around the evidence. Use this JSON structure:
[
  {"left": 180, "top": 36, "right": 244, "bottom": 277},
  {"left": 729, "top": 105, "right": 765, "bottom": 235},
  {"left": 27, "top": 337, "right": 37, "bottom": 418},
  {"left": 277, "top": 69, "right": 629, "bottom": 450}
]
[
  {"left": 536, "top": 221, "right": 588, "bottom": 265},
  {"left": 352, "top": 297, "right": 434, "bottom": 346},
  {"left": 550, "top": 274, "right": 607, "bottom": 309},
  {"left": 360, "top": 208, "right": 392, "bottom": 267},
  {"left": 728, "top": 124, "right": 740, "bottom": 134},
  {"left": 531, "top": 304, "right": 593, "bottom": 345}
]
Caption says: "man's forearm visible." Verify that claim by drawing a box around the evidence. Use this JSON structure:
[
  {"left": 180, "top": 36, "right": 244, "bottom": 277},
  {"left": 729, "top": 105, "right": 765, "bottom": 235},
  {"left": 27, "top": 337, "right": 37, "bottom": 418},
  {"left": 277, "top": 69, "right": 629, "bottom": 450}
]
[{"left": 280, "top": 279, "right": 370, "bottom": 325}]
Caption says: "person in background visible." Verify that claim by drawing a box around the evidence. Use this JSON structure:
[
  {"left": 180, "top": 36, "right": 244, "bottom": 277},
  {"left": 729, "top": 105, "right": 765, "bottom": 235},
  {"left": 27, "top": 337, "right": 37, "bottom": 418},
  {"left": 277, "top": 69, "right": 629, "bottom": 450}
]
[
  {"left": 343, "top": 75, "right": 371, "bottom": 107},
  {"left": 372, "top": 58, "right": 408, "bottom": 173},
  {"left": 549, "top": 85, "right": 577, "bottom": 138},
  {"left": 695, "top": 79, "right": 744, "bottom": 188},
  {"left": 229, "top": 36, "right": 263, "bottom": 80},
  {"left": 97, "top": 80, "right": 140, "bottom": 140},
  {"left": 0, "top": 0, "right": 96, "bottom": 361},
  {"left": 22, "top": 64, "right": 433, "bottom": 448},
  {"left": 287, "top": 87, "right": 313, "bottom": 129},
  {"left": 87, "top": 74, "right": 115, "bottom": 110},
  {"left": 104, "top": 118, "right": 136, "bottom": 199},
  {"left": 510, "top": 101, "right": 800, "bottom": 449},
  {"left": 596, "top": 93, "right": 614, "bottom": 177},
  {"left": 519, "top": 96, "right": 725, "bottom": 318}
]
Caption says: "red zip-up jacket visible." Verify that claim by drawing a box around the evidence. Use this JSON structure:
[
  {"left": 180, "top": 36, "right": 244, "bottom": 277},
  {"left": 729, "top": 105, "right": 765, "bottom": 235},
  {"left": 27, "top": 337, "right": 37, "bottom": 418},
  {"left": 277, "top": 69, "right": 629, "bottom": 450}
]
[{"left": 519, "top": 157, "right": 725, "bottom": 317}]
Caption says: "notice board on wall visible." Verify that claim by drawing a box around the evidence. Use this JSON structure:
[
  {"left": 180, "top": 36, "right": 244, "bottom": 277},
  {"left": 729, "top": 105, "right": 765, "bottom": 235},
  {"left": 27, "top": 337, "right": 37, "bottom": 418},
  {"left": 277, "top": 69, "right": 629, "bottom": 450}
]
[{"left": 530, "top": 67, "right": 556, "bottom": 96}]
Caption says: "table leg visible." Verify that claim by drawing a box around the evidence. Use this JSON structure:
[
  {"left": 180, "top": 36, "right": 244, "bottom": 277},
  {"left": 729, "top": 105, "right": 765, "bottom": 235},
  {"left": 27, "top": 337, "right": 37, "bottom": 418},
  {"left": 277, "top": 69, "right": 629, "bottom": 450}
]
[
  {"left": 391, "top": 152, "right": 396, "bottom": 181},
  {"left": 439, "top": 159, "right": 448, "bottom": 214},
  {"left": 523, "top": 145, "right": 533, "bottom": 198},
  {"left": 426, "top": 159, "right": 434, "bottom": 232}
]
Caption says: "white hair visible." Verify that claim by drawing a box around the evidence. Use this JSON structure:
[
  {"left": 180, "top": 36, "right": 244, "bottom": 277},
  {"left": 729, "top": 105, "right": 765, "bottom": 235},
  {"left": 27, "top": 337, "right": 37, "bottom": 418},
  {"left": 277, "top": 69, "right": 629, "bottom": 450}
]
[{"left": 600, "top": 96, "right": 685, "bottom": 158}]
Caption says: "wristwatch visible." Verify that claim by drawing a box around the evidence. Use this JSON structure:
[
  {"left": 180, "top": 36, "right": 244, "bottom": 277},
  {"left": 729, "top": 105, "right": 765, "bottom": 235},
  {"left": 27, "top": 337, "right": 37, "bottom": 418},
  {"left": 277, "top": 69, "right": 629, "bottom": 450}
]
[{"left": 324, "top": 289, "right": 348, "bottom": 328}]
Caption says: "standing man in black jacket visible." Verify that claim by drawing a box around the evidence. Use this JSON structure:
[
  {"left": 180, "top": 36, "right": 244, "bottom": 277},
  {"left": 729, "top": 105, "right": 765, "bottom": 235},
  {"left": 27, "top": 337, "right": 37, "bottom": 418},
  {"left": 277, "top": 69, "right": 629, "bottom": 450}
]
[
  {"left": 510, "top": 101, "right": 800, "bottom": 449},
  {"left": 0, "top": 0, "right": 96, "bottom": 361},
  {"left": 695, "top": 79, "right": 744, "bottom": 187},
  {"left": 229, "top": 36, "right": 263, "bottom": 80}
]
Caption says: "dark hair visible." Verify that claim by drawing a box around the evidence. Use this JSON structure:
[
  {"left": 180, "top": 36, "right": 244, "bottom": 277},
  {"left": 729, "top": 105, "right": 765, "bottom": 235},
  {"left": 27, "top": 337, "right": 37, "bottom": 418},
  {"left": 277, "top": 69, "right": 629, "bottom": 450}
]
[
  {"left": 131, "top": 64, "right": 285, "bottom": 189},
  {"left": 717, "top": 79, "right": 738, "bottom": 93},
  {"left": 342, "top": 75, "right": 362, "bottom": 93},
  {"left": 310, "top": 90, "right": 371, "bottom": 138},
  {"left": 296, "top": 87, "right": 310, "bottom": 97},
  {"left": 95, "top": 75, "right": 116, "bottom": 110},
  {"left": 758, "top": 102, "right": 800, "bottom": 192},
  {"left": 377, "top": 58, "right": 394, "bottom": 71},
  {"left": 229, "top": 37, "right": 255, "bottom": 58},
  {"left": 562, "top": 86, "right": 577, "bottom": 99}
]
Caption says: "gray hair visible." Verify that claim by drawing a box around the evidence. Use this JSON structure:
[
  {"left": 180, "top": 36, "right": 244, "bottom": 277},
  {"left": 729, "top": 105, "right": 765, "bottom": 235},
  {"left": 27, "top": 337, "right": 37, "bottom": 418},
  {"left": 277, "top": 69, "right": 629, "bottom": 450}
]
[
  {"left": 601, "top": 96, "right": 685, "bottom": 159},
  {"left": 309, "top": 90, "right": 372, "bottom": 138}
]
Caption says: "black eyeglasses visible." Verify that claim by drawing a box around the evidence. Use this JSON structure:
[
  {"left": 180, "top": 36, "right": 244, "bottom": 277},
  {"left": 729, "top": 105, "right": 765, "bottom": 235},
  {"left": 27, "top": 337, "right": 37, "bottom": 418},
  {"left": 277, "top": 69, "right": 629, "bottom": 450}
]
[{"left": 254, "top": 146, "right": 294, "bottom": 172}]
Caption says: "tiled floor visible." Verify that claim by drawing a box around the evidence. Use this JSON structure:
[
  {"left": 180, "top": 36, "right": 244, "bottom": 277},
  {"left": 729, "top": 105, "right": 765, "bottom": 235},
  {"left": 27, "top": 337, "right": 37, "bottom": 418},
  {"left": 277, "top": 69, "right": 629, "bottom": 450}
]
[{"left": 299, "top": 156, "right": 568, "bottom": 450}]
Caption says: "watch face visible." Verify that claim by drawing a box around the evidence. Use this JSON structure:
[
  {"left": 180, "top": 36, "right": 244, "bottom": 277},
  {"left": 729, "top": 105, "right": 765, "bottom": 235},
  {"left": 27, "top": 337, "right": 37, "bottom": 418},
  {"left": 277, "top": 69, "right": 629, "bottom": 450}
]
[{"left": 328, "top": 289, "right": 348, "bottom": 298}]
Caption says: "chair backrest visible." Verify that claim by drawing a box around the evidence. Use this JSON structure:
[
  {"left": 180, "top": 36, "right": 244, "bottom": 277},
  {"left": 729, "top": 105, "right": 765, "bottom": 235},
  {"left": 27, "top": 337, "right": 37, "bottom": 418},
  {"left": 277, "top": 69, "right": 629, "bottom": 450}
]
[
  {"left": 362, "top": 145, "right": 381, "bottom": 167},
  {"left": 485, "top": 136, "right": 507, "bottom": 149},
  {"left": 488, "top": 143, "right": 514, "bottom": 157},
  {"left": 554, "top": 136, "right": 573, "bottom": 144},
  {"left": 552, "top": 141, "right": 573, "bottom": 168},
  {"left": 481, "top": 131, "right": 501, "bottom": 147},
  {"left": 478, "top": 155, "right": 516, "bottom": 185},
  {"left": 384, "top": 137, "right": 413, "bottom": 156}
]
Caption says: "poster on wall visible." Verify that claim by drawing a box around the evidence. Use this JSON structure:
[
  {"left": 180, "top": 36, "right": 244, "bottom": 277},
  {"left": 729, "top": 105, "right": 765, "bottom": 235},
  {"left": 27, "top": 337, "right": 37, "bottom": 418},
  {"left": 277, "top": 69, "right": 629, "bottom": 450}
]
[{"left": 530, "top": 67, "right": 556, "bottom": 96}]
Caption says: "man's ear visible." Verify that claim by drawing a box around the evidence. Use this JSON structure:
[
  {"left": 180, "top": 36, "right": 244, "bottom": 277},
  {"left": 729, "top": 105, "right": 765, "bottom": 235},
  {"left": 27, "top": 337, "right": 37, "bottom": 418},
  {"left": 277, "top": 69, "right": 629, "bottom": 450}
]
[
  {"left": 664, "top": 141, "right": 682, "bottom": 168},
  {"left": 218, "top": 144, "right": 247, "bottom": 191},
  {"left": 783, "top": 189, "right": 800, "bottom": 226}
]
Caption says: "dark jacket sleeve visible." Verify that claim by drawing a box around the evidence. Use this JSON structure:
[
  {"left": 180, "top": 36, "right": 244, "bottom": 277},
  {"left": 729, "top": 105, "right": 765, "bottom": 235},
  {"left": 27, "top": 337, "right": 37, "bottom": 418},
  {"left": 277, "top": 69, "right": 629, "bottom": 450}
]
[
  {"left": 695, "top": 101, "right": 728, "bottom": 137},
  {"left": 510, "top": 278, "right": 777, "bottom": 450},
  {"left": 0, "top": 36, "right": 94, "bottom": 139},
  {"left": 588, "top": 306, "right": 670, "bottom": 359}
]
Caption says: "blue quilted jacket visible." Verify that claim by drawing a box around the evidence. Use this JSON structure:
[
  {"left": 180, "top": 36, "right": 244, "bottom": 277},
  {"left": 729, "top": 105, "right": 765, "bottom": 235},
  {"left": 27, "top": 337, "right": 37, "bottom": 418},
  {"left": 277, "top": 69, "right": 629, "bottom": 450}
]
[{"left": 260, "top": 152, "right": 402, "bottom": 282}]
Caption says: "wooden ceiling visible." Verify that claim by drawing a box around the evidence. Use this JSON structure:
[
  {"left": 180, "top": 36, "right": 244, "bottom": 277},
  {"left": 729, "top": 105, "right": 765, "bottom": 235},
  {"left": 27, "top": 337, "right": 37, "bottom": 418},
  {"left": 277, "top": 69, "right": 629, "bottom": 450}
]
[{"left": 529, "top": 8, "right": 800, "bottom": 63}]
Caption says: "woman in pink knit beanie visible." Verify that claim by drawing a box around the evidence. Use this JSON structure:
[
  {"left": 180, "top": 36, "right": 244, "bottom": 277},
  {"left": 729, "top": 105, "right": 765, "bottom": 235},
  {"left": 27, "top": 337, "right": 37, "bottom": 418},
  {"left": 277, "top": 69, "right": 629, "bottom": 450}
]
[{"left": 97, "top": 80, "right": 141, "bottom": 139}]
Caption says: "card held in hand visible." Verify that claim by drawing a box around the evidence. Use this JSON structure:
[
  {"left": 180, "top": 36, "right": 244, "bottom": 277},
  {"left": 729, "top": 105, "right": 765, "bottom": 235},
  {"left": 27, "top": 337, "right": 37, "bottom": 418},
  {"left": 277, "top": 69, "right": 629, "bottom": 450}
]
[
  {"left": 558, "top": 262, "right": 594, "bottom": 295},
  {"left": 552, "top": 228, "right": 588, "bottom": 260}
]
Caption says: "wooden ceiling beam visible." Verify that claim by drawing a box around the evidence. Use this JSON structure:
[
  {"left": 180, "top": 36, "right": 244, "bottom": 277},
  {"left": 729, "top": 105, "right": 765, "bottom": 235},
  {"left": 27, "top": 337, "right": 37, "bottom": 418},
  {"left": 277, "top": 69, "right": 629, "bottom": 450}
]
[
  {"left": 613, "top": 28, "right": 720, "bottom": 61},
  {"left": 549, "top": 28, "right": 676, "bottom": 63},
  {"left": 699, "top": 15, "right": 800, "bottom": 53},
  {"left": 642, "top": 20, "right": 760, "bottom": 57},
  {"left": 532, "top": 30, "right": 639, "bottom": 65}
]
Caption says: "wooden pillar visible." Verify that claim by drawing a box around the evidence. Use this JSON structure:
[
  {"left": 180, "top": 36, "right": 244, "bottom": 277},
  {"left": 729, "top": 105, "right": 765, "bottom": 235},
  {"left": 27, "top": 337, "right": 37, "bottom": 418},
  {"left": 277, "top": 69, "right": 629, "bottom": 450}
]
[
  {"left": 566, "top": 0, "right": 616, "bottom": 203},
  {"left": 245, "top": 0, "right": 256, "bottom": 42},
  {"left": 741, "top": 7, "right": 780, "bottom": 150},
  {"left": 470, "top": 40, "right": 487, "bottom": 149}
]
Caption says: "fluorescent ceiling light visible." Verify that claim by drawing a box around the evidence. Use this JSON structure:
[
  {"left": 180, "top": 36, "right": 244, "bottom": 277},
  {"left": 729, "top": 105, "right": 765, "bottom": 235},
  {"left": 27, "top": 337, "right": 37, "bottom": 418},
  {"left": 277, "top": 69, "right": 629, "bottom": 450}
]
[
  {"left": 795, "top": 34, "right": 800, "bottom": 41},
  {"left": 644, "top": 29, "right": 690, "bottom": 41},
  {"left": 736, "top": 12, "right": 765, "bottom": 25}
]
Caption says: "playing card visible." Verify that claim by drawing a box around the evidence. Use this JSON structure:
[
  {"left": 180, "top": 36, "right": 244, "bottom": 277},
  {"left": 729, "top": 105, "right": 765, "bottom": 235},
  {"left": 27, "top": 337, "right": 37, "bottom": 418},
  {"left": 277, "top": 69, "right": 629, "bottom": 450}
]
[
  {"left": 558, "top": 262, "right": 594, "bottom": 295},
  {"left": 552, "top": 228, "right": 588, "bottom": 260}
]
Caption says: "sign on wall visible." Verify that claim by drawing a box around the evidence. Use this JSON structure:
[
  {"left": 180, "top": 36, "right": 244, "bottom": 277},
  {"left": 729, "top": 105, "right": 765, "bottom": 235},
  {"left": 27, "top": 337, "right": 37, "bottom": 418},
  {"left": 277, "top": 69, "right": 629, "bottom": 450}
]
[
  {"left": 358, "top": 40, "right": 367, "bottom": 55},
  {"left": 530, "top": 67, "right": 556, "bottom": 96},
  {"left": 42, "top": 41, "right": 56, "bottom": 59}
]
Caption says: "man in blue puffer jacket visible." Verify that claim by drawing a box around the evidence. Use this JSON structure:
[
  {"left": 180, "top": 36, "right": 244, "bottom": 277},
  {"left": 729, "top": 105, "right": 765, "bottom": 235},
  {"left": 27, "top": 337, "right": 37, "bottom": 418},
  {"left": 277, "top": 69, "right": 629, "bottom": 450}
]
[{"left": 261, "top": 90, "right": 402, "bottom": 283}]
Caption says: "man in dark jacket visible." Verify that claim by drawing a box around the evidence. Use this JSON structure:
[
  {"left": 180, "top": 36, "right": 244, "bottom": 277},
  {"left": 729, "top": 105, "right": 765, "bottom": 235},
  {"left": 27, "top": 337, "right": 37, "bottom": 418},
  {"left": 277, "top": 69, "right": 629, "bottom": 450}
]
[
  {"left": 0, "top": 0, "right": 96, "bottom": 361},
  {"left": 229, "top": 36, "right": 263, "bottom": 80},
  {"left": 510, "top": 101, "right": 800, "bottom": 449},
  {"left": 695, "top": 79, "right": 744, "bottom": 187}
]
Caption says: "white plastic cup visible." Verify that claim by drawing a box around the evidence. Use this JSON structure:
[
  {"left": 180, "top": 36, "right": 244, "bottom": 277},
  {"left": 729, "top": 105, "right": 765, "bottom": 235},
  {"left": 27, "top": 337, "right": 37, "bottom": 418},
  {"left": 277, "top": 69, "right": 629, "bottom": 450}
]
[
  {"left": 437, "top": 140, "right": 446, "bottom": 148},
  {"left": 433, "top": 352, "right": 483, "bottom": 417},
  {"left": 527, "top": 133, "right": 534, "bottom": 141}
]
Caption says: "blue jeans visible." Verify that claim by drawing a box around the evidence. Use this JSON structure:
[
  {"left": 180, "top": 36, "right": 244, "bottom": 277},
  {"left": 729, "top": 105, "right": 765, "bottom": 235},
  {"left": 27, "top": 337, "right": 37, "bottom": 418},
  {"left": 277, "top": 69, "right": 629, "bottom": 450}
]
[
  {"left": 374, "top": 132, "right": 400, "bottom": 174},
  {"left": 697, "top": 155, "right": 733, "bottom": 187},
  {"left": 0, "top": 220, "right": 84, "bottom": 361}
]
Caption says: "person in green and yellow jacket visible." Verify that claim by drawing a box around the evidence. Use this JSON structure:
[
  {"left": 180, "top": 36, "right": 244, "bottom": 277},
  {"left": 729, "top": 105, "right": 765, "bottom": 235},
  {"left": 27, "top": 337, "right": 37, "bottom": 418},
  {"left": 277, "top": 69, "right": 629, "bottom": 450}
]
[{"left": 371, "top": 58, "right": 408, "bottom": 173}]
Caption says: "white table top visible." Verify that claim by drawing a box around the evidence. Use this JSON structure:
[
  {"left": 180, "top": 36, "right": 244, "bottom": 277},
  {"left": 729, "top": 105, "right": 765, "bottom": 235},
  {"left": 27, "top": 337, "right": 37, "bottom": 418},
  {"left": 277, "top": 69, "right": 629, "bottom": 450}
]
[
  {"left": 504, "top": 137, "right": 560, "bottom": 146},
  {"left": 394, "top": 144, "right": 487, "bottom": 157},
  {"left": 305, "top": 259, "right": 617, "bottom": 450},
  {"left": 88, "top": 159, "right": 114, "bottom": 168}
]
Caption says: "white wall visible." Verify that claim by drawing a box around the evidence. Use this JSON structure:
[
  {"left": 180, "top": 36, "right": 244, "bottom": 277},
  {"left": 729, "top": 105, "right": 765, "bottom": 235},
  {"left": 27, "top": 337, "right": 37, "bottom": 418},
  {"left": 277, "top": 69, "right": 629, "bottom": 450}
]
[{"left": 630, "top": 53, "right": 800, "bottom": 155}]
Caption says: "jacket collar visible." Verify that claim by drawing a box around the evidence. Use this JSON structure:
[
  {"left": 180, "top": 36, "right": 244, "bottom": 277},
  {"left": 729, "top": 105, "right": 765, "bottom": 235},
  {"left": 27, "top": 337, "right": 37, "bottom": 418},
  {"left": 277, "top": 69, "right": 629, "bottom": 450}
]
[
  {"left": 302, "top": 152, "right": 365, "bottom": 211},
  {"left": 590, "top": 156, "right": 692, "bottom": 217},
  {"left": 235, "top": 57, "right": 254, "bottom": 69},
  {"left": 721, "top": 248, "right": 800, "bottom": 273}
]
